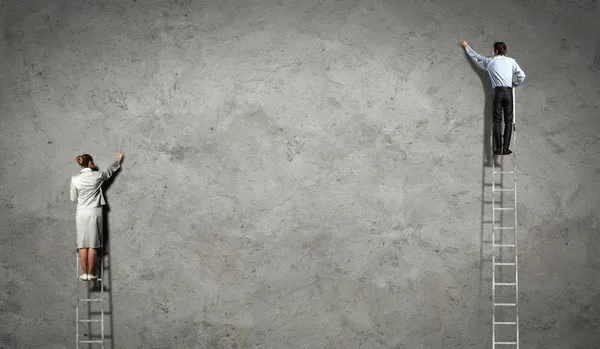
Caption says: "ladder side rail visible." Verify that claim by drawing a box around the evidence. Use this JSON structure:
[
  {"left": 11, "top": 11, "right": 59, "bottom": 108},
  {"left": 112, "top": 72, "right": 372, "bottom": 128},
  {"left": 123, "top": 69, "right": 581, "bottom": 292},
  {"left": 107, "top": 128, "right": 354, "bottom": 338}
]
[
  {"left": 513, "top": 86, "right": 520, "bottom": 349},
  {"left": 101, "top": 236, "right": 105, "bottom": 348},
  {"left": 492, "top": 140, "right": 497, "bottom": 349},
  {"left": 76, "top": 252, "right": 79, "bottom": 348}
]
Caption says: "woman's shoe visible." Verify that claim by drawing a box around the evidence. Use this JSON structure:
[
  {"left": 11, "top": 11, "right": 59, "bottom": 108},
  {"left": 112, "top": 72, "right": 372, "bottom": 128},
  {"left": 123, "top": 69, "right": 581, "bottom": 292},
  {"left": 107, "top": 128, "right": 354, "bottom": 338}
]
[{"left": 79, "top": 274, "right": 89, "bottom": 281}]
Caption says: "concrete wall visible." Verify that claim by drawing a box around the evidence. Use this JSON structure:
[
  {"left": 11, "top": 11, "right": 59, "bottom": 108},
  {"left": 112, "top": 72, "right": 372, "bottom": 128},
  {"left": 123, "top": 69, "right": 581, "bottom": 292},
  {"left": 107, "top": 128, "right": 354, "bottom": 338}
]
[{"left": 1, "top": 0, "right": 599, "bottom": 348}]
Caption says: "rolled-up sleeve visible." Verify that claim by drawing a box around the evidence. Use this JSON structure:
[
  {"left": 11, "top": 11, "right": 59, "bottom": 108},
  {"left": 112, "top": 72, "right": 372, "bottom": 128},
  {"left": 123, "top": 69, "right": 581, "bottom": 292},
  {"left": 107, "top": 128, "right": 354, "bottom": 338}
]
[
  {"left": 70, "top": 178, "right": 78, "bottom": 203},
  {"left": 101, "top": 160, "right": 121, "bottom": 181},
  {"left": 513, "top": 61, "right": 526, "bottom": 86}
]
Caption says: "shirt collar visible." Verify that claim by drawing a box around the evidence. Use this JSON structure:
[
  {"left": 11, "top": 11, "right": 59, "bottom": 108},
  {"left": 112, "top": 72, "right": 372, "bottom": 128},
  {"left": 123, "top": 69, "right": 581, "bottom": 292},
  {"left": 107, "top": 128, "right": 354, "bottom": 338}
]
[{"left": 80, "top": 168, "right": 92, "bottom": 173}]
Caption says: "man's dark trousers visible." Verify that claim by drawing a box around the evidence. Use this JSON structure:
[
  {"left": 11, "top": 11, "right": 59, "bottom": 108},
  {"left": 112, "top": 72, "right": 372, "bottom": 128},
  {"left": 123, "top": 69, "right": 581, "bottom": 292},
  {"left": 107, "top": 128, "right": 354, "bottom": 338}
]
[{"left": 492, "top": 86, "right": 513, "bottom": 154}]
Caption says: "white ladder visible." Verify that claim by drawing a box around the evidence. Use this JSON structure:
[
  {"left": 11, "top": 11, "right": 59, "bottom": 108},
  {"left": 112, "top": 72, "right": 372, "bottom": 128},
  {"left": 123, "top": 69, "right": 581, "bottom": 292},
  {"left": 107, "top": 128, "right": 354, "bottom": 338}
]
[
  {"left": 76, "top": 249, "right": 105, "bottom": 348},
  {"left": 491, "top": 87, "right": 519, "bottom": 348}
]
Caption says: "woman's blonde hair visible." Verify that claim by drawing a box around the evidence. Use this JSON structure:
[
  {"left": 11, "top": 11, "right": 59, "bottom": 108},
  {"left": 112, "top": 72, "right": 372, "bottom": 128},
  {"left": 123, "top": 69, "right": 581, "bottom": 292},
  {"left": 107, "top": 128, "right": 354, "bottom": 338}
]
[{"left": 76, "top": 154, "right": 93, "bottom": 168}]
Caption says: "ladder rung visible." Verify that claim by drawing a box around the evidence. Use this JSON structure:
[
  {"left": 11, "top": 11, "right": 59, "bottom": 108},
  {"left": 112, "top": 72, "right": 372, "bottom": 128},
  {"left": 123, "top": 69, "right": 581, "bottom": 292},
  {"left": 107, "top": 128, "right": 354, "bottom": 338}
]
[
  {"left": 494, "top": 342, "right": 517, "bottom": 345},
  {"left": 494, "top": 303, "right": 516, "bottom": 306},
  {"left": 493, "top": 188, "right": 515, "bottom": 192},
  {"left": 79, "top": 319, "right": 102, "bottom": 323},
  {"left": 78, "top": 340, "right": 103, "bottom": 344},
  {"left": 494, "top": 171, "right": 514, "bottom": 174},
  {"left": 494, "top": 321, "right": 517, "bottom": 325},
  {"left": 493, "top": 207, "right": 514, "bottom": 210},
  {"left": 494, "top": 282, "right": 516, "bottom": 286},
  {"left": 79, "top": 298, "right": 102, "bottom": 302},
  {"left": 493, "top": 226, "right": 515, "bottom": 230},
  {"left": 494, "top": 244, "right": 515, "bottom": 247},
  {"left": 494, "top": 262, "right": 516, "bottom": 266}
]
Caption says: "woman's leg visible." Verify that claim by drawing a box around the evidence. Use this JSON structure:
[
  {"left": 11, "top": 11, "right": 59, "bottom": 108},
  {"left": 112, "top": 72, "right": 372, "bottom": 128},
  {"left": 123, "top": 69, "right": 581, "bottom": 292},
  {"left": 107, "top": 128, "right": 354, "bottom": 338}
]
[
  {"left": 79, "top": 248, "right": 88, "bottom": 274},
  {"left": 87, "top": 248, "right": 97, "bottom": 277}
]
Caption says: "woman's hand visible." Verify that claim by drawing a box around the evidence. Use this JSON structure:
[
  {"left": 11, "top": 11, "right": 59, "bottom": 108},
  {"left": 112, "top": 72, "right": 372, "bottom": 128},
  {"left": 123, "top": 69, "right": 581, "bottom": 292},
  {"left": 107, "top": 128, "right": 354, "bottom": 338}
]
[{"left": 117, "top": 152, "right": 124, "bottom": 162}]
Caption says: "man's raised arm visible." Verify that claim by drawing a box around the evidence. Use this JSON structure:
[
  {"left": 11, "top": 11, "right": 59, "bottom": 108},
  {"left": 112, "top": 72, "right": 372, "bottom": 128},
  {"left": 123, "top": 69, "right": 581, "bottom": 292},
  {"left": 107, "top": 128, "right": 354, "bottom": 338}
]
[{"left": 460, "top": 40, "right": 491, "bottom": 68}]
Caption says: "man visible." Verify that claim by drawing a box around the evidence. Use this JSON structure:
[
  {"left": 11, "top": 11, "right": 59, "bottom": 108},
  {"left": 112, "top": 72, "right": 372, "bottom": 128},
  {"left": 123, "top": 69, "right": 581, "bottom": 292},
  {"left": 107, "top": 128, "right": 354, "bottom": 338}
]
[{"left": 459, "top": 40, "right": 526, "bottom": 155}]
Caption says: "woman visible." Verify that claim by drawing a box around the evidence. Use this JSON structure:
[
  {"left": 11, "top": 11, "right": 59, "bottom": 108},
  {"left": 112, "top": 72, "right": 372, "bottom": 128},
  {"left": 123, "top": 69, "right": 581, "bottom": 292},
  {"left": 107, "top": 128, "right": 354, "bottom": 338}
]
[{"left": 70, "top": 152, "right": 123, "bottom": 281}]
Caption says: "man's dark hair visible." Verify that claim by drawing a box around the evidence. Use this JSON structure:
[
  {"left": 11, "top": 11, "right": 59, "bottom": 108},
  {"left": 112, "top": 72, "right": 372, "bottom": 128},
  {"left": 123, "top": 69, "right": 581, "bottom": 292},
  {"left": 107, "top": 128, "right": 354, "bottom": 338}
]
[{"left": 494, "top": 42, "right": 507, "bottom": 55}]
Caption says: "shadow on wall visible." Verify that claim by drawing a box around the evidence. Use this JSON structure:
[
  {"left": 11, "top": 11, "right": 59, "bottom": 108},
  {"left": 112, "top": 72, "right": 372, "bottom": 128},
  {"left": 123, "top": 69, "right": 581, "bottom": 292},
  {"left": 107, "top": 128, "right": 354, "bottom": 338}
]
[
  {"left": 83, "top": 159, "right": 123, "bottom": 349},
  {"left": 463, "top": 49, "right": 495, "bottom": 348},
  {"left": 463, "top": 50, "right": 494, "bottom": 165},
  {"left": 100, "top": 159, "right": 122, "bottom": 349}
]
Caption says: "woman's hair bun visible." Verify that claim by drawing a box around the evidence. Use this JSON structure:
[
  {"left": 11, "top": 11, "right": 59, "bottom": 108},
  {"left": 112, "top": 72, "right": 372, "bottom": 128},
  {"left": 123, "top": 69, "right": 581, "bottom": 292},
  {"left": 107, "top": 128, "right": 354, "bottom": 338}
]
[{"left": 76, "top": 154, "right": 93, "bottom": 167}]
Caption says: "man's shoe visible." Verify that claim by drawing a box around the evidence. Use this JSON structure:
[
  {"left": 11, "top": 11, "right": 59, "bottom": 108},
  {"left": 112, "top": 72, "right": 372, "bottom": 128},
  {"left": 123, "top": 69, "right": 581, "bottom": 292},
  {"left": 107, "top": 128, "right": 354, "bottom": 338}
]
[
  {"left": 493, "top": 149, "right": 503, "bottom": 155},
  {"left": 503, "top": 148, "right": 513, "bottom": 155}
]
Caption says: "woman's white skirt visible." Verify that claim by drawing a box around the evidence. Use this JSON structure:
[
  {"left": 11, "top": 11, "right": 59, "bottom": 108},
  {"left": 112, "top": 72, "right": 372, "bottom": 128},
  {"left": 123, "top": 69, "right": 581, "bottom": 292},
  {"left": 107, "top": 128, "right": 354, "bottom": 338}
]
[{"left": 76, "top": 207, "right": 103, "bottom": 248}]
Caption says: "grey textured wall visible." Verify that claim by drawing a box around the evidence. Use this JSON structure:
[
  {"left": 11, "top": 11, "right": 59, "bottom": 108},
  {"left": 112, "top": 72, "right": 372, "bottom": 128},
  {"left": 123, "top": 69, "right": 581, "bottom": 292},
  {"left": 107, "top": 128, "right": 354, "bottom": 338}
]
[{"left": 1, "top": 0, "right": 599, "bottom": 348}]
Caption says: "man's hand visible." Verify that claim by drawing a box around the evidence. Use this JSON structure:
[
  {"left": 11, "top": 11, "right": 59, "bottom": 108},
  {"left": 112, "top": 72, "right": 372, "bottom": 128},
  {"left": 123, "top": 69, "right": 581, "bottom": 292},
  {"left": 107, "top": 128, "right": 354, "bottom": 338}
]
[
  {"left": 459, "top": 40, "right": 468, "bottom": 48},
  {"left": 117, "top": 152, "right": 123, "bottom": 162}
]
